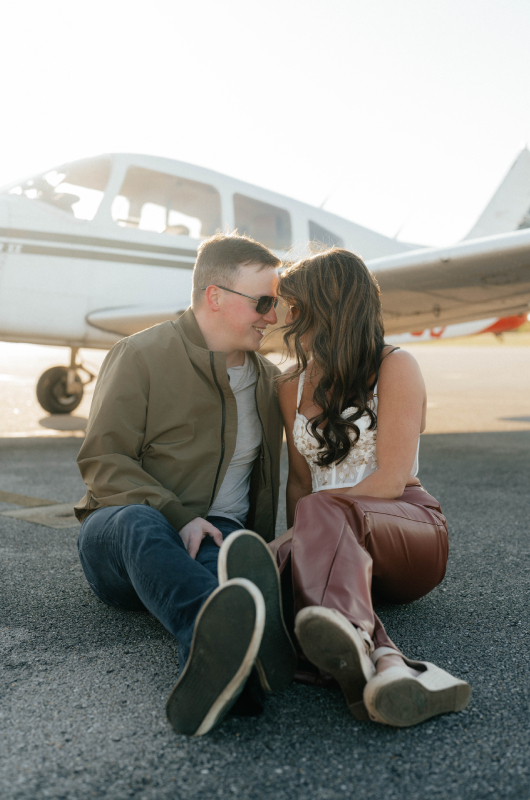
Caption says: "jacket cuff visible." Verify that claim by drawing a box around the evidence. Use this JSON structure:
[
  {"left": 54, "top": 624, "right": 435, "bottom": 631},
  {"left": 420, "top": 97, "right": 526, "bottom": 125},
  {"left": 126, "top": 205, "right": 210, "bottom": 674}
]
[{"left": 159, "top": 499, "right": 199, "bottom": 532}]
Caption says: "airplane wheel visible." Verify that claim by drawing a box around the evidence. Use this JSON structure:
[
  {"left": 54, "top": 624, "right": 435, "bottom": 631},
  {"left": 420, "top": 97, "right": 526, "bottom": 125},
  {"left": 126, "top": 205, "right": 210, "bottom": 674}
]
[{"left": 36, "top": 366, "right": 84, "bottom": 414}]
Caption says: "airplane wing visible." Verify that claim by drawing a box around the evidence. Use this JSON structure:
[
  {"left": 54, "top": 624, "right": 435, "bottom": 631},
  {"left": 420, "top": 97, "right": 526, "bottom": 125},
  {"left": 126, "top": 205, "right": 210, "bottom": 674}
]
[
  {"left": 86, "top": 305, "right": 186, "bottom": 337},
  {"left": 86, "top": 228, "right": 530, "bottom": 342},
  {"left": 368, "top": 228, "right": 530, "bottom": 335}
]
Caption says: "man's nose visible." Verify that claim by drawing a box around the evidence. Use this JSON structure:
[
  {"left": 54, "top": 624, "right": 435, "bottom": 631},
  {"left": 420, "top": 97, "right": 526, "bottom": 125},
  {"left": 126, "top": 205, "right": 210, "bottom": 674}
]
[{"left": 262, "top": 304, "right": 278, "bottom": 325}]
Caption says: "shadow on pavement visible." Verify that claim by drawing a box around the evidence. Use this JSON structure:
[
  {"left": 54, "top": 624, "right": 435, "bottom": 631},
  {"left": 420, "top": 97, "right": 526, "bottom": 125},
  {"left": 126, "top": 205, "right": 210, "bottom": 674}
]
[{"left": 39, "top": 415, "right": 88, "bottom": 431}]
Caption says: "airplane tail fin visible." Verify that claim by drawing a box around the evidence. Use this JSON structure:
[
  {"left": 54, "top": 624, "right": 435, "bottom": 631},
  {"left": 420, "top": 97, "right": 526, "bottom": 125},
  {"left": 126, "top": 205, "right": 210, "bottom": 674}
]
[{"left": 464, "top": 147, "right": 530, "bottom": 240}]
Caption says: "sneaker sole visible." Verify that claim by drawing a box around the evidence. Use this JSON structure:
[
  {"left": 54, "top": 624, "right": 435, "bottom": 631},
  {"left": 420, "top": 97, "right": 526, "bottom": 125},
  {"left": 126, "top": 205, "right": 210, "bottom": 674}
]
[
  {"left": 368, "top": 675, "right": 472, "bottom": 728},
  {"left": 295, "top": 607, "right": 373, "bottom": 720},
  {"left": 165, "top": 579, "right": 265, "bottom": 737},
  {"left": 218, "top": 530, "right": 297, "bottom": 693}
]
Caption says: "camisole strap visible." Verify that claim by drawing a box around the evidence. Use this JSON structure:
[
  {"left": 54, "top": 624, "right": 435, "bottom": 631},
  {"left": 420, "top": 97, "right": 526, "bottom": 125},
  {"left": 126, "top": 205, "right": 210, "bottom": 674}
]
[
  {"left": 381, "top": 346, "right": 400, "bottom": 362},
  {"left": 296, "top": 370, "right": 306, "bottom": 411},
  {"left": 369, "top": 347, "right": 400, "bottom": 394}
]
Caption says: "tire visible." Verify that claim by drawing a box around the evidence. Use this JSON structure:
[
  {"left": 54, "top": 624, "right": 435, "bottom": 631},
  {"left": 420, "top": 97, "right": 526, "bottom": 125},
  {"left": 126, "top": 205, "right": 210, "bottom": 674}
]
[{"left": 36, "top": 366, "right": 84, "bottom": 414}]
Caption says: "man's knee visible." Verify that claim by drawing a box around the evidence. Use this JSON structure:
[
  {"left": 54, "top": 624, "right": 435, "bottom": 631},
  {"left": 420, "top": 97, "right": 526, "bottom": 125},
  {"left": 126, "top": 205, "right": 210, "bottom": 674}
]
[
  {"left": 81, "top": 503, "right": 166, "bottom": 531},
  {"left": 114, "top": 504, "right": 171, "bottom": 531},
  {"left": 80, "top": 504, "right": 182, "bottom": 561},
  {"left": 112, "top": 505, "right": 187, "bottom": 565}
]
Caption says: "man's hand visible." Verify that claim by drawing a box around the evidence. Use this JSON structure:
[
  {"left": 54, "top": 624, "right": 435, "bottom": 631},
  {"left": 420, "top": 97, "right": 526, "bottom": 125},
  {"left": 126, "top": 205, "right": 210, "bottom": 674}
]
[{"left": 179, "top": 517, "right": 224, "bottom": 559}]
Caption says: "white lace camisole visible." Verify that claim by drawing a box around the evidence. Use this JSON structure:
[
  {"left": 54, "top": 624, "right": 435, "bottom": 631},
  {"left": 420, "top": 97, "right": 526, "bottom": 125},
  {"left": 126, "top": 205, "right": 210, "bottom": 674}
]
[{"left": 293, "top": 370, "right": 420, "bottom": 492}]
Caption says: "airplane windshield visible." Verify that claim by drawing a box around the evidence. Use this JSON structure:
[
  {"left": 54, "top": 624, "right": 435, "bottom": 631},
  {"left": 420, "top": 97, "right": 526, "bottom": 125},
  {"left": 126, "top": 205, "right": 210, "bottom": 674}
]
[
  {"left": 2, "top": 157, "right": 111, "bottom": 221},
  {"left": 111, "top": 166, "right": 222, "bottom": 238}
]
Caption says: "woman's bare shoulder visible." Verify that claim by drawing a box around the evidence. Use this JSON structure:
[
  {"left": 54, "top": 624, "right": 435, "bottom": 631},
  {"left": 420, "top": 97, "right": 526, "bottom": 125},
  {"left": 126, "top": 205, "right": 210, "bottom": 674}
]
[
  {"left": 379, "top": 347, "right": 425, "bottom": 388},
  {"left": 282, "top": 363, "right": 299, "bottom": 376},
  {"left": 277, "top": 365, "right": 299, "bottom": 404},
  {"left": 381, "top": 346, "right": 420, "bottom": 370}
]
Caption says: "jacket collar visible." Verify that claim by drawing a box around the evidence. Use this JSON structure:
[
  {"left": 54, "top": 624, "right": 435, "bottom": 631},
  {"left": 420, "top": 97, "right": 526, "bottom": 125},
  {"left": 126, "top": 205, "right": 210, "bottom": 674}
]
[{"left": 174, "top": 307, "right": 209, "bottom": 349}]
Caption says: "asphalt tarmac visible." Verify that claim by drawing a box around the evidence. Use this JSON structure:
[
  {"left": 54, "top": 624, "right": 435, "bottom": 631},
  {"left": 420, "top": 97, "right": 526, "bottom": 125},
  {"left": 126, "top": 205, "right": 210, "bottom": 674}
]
[{"left": 1, "top": 340, "right": 530, "bottom": 800}]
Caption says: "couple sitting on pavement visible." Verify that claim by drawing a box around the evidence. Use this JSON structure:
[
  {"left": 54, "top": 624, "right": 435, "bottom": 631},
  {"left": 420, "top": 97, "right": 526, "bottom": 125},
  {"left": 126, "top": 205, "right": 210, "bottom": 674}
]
[{"left": 74, "top": 234, "right": 471, "bottom": 736}]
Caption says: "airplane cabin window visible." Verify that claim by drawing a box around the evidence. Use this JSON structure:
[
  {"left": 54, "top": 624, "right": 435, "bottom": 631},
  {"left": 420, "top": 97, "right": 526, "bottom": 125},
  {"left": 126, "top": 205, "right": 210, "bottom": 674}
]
[
  {"left": 233, "top": 194, "right": 291, "bottom": 251},
  {"left": 3, "top": 157, "right": 111, "bottom": 221},
  {"left": 309, "top": 221, "right": 344, "bottom": 248},
  {"left": 111, "top": 167, "right": 221, "bottom": 238}
]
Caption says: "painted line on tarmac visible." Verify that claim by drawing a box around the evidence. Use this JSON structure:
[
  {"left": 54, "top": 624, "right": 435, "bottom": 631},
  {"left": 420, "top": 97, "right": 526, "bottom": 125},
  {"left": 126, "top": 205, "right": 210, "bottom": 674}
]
[
  {"left": 0, "top": 490, "right": 57, "bottom": 507},
  {"left": 0, "top": 430, "right": 86, "bottom": 438},
  {"left": 1, "top": 503, "right": 80, "bottom": 529}
]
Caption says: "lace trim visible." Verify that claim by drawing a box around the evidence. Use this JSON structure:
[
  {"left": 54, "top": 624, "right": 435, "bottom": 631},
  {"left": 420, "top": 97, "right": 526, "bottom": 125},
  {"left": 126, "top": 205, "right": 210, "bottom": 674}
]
[{"left": 293, "top": 413, "right": 378, "bottom": 489}]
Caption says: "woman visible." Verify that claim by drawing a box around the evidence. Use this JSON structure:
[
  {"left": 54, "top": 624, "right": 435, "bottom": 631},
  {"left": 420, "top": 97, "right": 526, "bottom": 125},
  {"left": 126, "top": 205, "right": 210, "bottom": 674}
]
[{"left": 272, "top": 248, "right": 471, "bottom": 728}]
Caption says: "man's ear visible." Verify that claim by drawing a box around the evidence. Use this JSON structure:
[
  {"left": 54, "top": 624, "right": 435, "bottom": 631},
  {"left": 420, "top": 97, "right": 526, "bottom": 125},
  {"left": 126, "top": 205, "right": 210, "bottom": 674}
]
[{"left": 204, "top": 285, "right": 221, "bottom": 312}]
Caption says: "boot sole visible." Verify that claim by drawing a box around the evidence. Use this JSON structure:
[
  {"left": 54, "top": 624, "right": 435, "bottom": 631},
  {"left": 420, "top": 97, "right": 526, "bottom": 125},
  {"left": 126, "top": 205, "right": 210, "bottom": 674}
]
[
  {"left": 366, "top": 673, "right": 472, "bottom": 727},
  {"left": 165, "top": 579, "right": 264, "bottom": 736},
  {"left": 295, "top": 607, "right": 374, "bottom": 720},
  {"left": 218, "top": 530, "right": 297, "bottom": 693}
]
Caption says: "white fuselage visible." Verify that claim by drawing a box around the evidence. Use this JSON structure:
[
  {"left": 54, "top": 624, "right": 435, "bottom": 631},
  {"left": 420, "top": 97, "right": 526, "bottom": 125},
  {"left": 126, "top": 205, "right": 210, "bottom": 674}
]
[
  {"left": 1, "top": 152, "right": 528, "bottom": 351},
  {"left": 0, "top": 152, "right": 417, "bottom": 350}
]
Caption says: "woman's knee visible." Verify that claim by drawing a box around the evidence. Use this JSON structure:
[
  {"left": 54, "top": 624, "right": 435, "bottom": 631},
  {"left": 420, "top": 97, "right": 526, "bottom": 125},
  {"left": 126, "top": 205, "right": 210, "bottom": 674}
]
[
  {"left": 296, "top": 491, "right": 349, "bottom": 520},
  {"left": 294, "top": 493, "right": 333, "bottom": 536},
  {"left": 295, "top": 492, "right": 366, "bottom": 543}
]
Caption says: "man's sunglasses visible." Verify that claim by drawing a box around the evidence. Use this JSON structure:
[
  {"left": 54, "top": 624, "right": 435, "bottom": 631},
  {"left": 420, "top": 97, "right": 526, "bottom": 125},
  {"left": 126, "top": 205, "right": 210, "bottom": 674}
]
[{"left": 201, "top": 285, "right": 279, "bottom": 315}]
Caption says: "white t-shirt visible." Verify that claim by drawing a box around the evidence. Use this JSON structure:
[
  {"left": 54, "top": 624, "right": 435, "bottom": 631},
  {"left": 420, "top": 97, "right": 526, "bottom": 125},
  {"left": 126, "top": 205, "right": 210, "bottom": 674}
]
[{"left": 209, "top": 354, "right": 262, "bottom": 526}]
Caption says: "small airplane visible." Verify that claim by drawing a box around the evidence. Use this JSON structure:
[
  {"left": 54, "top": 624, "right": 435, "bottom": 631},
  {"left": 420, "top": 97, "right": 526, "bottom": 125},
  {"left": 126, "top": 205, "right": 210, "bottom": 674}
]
[{"left": 1, "top": 150, "right": 529, "bottom": 413}]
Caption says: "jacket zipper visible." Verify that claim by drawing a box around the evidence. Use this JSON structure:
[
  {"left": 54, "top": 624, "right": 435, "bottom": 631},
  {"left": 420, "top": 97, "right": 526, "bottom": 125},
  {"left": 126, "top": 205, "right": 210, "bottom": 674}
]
[
  {"left": 208, "top": 352, "right": 226, "bottom": 510},
  {"left": 254, "top": 366, "right": 276, "bottom": 531}
]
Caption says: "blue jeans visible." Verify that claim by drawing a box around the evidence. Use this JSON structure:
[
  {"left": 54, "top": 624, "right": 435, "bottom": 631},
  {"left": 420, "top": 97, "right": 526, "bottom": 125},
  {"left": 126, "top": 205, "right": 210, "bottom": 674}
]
[{"left": 77, "top": 505, "right": 243, "bottom": 665}]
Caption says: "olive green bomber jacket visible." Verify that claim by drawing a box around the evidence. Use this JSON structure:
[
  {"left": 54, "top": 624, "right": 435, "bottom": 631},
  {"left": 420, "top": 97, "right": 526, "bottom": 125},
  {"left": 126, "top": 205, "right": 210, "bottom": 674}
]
[{"left": 74, "top": 309, "right": 283, "bottom": 542}]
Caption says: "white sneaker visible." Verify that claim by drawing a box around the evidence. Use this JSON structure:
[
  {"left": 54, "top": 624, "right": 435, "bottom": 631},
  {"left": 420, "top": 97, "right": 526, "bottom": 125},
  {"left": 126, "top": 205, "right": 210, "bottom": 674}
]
[
  {"left": 218, "top": 530, "right": 297, "bottom": 692},
  {"left": 165, "top": 579, "right": 265, "bottom": 737}
]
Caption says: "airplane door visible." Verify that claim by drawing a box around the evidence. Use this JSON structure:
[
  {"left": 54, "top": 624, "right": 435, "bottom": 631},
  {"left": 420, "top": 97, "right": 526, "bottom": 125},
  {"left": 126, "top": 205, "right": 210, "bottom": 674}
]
[{"left": 83, "top": 165, "right": 225, "bottom": 320}]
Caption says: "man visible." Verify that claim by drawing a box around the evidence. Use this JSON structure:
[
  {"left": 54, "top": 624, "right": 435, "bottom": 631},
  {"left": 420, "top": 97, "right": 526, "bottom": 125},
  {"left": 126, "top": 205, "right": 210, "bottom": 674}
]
[{"left": 74, "top": 234, "right": 296, "bottom": 736}]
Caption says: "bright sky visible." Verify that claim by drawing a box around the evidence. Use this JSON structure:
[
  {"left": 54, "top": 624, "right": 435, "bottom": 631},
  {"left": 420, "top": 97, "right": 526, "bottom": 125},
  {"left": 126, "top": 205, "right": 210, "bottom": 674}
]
[{"left": 2, "top": 0, "right": 529, "bottom": 247}]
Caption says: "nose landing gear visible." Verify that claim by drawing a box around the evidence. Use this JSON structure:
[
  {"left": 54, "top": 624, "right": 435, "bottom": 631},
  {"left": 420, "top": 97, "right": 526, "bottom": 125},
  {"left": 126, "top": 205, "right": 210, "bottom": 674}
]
[{"left": 36, "top": 347, "right": 96, "bottom": 414}]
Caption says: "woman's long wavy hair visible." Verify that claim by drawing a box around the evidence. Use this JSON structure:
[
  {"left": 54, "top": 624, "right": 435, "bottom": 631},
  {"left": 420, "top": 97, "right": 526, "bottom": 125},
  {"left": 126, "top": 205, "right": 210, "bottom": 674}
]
[{"left": 279, "top": 248, "right": 385, "bottom": 467}]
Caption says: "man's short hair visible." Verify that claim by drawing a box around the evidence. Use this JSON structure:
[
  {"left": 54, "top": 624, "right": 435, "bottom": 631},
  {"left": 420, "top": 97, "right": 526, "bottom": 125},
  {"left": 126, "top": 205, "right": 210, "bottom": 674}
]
[{"left": 191, "top": 233, "right": 281, "bottom": 307}]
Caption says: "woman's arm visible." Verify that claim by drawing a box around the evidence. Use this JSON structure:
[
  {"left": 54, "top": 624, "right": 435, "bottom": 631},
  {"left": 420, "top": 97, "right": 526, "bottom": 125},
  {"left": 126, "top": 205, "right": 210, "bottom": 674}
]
[
  {"left": 345, "top": 349, "right": 426, "bottom": 499},
  {"left": 278, "top": 370, "right": 313, "bottom": 528}
]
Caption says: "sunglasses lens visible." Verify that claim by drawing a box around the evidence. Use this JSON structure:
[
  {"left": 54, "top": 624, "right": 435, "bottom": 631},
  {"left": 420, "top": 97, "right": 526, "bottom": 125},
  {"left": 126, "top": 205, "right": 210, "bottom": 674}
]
[{"left": 256, "top": 296, "right": 277, "bottom": 314}]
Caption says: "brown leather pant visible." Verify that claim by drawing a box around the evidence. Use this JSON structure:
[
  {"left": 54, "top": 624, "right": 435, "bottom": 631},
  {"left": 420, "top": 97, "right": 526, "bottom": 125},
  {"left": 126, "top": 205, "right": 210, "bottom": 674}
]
[{"left": 270, "top": 485, "right": 448, "bottom": 658}]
